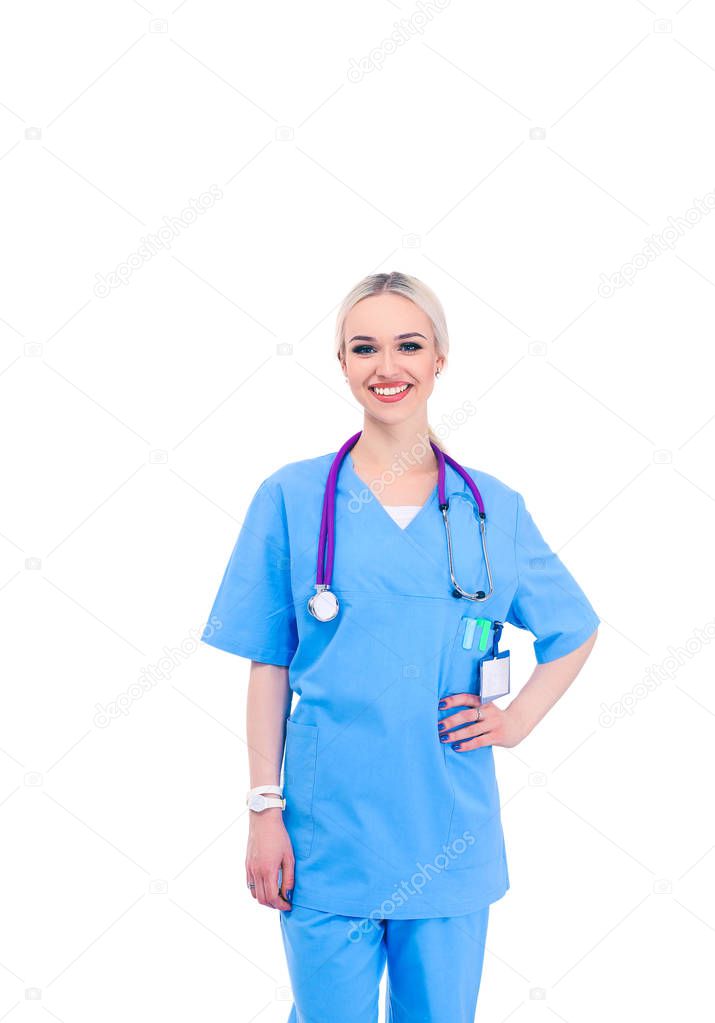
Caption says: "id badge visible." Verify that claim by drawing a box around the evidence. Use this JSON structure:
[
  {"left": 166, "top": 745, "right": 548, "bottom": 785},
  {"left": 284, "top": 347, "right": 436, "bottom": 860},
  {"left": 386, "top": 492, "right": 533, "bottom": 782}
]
[{"left": 478, "top": 650, "right": 510, "bottom": 702}]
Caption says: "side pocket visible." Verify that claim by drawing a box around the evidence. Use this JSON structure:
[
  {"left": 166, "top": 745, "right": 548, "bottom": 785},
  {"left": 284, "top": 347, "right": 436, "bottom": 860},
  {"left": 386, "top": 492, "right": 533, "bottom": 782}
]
[
  {"left": 444, "top": 743, "right": 504, "bottom": 868},
  {"left": 282, "top": 718, "right": 319, "bottom": 860}
]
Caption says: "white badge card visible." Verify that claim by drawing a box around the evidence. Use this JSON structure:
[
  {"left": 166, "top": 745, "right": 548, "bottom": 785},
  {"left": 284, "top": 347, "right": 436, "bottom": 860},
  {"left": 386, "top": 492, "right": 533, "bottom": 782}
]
[{"left": 478, "top": 650, "right": 511, "bottom": 702}]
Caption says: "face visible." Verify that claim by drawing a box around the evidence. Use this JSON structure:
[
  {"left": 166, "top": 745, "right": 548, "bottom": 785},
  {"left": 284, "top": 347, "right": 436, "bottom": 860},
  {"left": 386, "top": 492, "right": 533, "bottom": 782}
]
[{"left": 341, "top": 293, "right": 444, "bottom": 419}]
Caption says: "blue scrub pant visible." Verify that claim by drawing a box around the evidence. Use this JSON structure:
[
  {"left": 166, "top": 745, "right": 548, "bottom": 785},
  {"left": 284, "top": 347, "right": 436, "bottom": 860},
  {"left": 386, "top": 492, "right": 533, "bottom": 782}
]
[{"left": 279, "top": 903, "right": 489, "bottom": 1022}]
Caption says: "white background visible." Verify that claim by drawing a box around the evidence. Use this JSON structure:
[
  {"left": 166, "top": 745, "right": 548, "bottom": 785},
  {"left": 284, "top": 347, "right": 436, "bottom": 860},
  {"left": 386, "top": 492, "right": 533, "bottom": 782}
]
[{"left": 2, "top": 0, "right": 713, "bottom": 1020}]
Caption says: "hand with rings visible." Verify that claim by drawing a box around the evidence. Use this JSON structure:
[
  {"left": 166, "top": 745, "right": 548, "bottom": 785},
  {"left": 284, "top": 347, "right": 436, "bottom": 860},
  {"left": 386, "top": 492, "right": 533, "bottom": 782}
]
[{"left": 437, "top": 693, "right": 525, "bottom": 750}]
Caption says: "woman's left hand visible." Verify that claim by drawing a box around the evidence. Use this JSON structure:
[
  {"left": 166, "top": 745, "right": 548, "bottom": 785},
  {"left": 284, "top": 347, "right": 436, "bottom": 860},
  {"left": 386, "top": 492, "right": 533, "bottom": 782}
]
[{"left": 437, "top": 694, "right": 525, "bottom": 750}]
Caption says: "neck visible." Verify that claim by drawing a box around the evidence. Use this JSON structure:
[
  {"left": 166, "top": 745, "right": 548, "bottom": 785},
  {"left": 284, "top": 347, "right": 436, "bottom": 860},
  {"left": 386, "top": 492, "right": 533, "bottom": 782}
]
[{"left": 351, "top": 416, "right": 438, "bottom": 474}]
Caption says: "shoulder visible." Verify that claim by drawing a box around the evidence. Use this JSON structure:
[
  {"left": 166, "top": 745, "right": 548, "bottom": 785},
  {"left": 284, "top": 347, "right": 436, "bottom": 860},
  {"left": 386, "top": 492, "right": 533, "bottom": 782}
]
[
  {"left": 456, "top": 463, "right": 522, "bottom": 517},
  {"left": 459, "top": 464, "right": 518, "bottom": 498},
  {"left": 450, "top": 463, "right": 535, "bottom": 543},
  {"left": 259, "top": 451, "right": 336, "bottom": 502}
]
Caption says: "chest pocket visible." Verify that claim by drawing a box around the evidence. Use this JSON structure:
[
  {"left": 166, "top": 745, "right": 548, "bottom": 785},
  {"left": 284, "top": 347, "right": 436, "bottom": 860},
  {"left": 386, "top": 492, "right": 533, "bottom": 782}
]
[{"left": 440, "top": 614, "right": 493, "bottom": 699}]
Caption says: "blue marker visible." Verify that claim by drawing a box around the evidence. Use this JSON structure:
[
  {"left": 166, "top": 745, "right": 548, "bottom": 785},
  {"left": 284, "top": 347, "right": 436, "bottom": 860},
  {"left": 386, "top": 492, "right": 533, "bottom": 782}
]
[{"left": 462, "top": 616, "right": 478, "bottom": 650}]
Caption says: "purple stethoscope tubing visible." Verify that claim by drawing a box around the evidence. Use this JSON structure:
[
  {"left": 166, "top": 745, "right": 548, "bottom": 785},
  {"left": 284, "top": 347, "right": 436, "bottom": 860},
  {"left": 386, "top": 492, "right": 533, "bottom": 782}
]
[{"left": 309, "top": 431, "right": 493, "bottom": 621}]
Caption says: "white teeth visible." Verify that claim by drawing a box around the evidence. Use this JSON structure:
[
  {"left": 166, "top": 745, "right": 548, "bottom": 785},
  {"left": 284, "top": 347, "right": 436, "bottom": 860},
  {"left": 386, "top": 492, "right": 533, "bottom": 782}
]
[{"left": 372, "top": 384, "right": 410, "bottom": 396}]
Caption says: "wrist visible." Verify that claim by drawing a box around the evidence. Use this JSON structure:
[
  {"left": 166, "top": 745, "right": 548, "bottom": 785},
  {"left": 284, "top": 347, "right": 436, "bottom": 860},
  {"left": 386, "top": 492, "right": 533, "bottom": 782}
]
[
  {"left": 249, "top": 805, "right": 285, "bottom": 824},
  {"left": 505, "top": 701, "right": 530, "bottom": 741}
]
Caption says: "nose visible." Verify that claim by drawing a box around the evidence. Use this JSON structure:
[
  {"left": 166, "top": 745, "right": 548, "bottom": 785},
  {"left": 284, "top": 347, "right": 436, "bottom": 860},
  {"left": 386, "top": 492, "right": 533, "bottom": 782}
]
[{"left": 376, "top": 346, "right": 396, "bottom": 377}]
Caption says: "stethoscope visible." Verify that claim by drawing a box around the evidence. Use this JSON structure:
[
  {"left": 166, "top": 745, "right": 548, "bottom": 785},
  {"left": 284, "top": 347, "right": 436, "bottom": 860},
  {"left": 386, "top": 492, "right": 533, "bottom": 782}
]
[{"left": 307, "top": 431, "right": 494, "bottom": 623}]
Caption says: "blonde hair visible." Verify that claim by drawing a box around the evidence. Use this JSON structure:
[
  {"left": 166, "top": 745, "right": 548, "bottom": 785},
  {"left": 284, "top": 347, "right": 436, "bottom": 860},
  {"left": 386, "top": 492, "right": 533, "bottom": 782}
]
[{"left": 334, "top": 271, "right": 449, "bottom": 452}]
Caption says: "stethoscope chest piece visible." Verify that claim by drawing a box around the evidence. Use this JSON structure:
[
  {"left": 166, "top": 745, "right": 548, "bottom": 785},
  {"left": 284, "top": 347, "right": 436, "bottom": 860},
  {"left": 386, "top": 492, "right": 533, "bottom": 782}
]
[{"left": 308, "top": 587, "right": 339, "bottom": 622}]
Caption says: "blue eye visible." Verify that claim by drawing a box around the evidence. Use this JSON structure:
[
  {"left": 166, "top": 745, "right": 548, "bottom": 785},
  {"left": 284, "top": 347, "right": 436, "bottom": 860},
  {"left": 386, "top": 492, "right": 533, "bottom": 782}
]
[{"left": 351, "top": 342, "right": 422, "bottom": 355}]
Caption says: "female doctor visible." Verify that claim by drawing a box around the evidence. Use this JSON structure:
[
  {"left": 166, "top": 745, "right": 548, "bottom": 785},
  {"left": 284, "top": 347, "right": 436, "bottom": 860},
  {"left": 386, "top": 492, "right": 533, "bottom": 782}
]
[{"left": 201, "top": 271, "right": 599, "bottom": 1022}]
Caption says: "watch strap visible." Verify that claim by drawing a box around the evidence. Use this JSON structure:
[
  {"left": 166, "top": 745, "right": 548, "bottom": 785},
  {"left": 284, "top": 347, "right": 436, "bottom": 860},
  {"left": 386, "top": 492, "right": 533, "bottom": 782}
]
[{"left": 247, "top": 784, "right": 283, "bottom": 797}]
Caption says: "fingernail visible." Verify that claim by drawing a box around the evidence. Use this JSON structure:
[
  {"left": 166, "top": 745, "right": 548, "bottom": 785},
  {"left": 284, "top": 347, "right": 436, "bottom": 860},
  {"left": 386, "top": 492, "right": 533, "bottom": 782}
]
[
  {"left": 438, "top": 700, "right": 447, "bottom": 709},
  {"left": 451, "top": 743, "right": 461, "bottom": 750},
  {"left": 286, "top": 889, "right": 293, "bottom": 901},
  {"left": 438, "top": 723, "right": 444, "bottom": 730}
]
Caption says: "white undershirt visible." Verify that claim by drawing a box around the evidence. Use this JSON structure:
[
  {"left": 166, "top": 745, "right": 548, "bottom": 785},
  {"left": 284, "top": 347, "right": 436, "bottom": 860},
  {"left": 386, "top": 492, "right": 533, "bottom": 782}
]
[{"left": 382, "top": 505, "right": 422, "bottom": 529}]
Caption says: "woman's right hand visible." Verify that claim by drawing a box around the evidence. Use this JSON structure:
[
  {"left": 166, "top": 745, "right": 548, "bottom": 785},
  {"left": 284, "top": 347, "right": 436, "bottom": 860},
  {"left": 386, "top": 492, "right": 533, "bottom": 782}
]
[{"left": 246, "top": 810, "right": 294, "bottom": 911}]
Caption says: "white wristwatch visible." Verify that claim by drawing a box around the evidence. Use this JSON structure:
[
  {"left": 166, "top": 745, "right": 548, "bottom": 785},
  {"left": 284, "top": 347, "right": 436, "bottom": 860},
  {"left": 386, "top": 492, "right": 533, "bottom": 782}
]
[{"left": 246, "top": 784, "right": 286, "bottom": 812}]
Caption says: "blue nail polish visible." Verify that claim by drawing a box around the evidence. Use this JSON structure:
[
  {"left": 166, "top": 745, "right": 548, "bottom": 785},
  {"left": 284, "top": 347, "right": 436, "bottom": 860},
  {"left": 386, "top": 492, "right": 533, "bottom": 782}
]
[
  {"left": 438, "top": 723, "right": 444, "bottom": 730},
  {"left": 438, "top": 700, "right": 447, "bottom": 709},
  {"left": 451, "top": 743, "right": 461, "bottom": 750},
  {"left": 286, "top": 889, "right": 293, "bottom": 900}
]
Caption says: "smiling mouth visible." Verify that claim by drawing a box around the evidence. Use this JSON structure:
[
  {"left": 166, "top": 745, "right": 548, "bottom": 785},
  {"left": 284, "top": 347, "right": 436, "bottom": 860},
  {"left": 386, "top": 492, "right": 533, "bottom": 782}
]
[{"left": 368, "top": 383, "right": 412, "bottom": 396}]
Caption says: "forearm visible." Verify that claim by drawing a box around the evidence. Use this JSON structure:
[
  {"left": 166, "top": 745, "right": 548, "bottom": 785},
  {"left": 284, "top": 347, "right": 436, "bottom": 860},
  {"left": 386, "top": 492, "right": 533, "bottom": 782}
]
[
  {"left": 507, "top": 628, "right": 598, "bottom": 738},
  {"left": 246, "top": 661, "right": 292, "bottom": 796}
]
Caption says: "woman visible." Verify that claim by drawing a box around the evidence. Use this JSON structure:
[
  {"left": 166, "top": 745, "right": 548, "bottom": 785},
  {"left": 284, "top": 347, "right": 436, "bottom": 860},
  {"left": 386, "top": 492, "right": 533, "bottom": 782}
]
[{"left": 201, "top": 271, "right": 599, "bottom": 1022}]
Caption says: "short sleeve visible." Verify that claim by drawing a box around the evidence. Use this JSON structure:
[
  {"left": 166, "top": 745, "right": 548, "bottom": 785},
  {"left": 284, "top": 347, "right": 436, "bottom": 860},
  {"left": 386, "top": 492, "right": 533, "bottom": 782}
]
[
  {"left": 200, "top": 478, "right": 298, "bottom": 666},
  {"left": 506, "top": 491, "right": 600, "bottom": 664}
]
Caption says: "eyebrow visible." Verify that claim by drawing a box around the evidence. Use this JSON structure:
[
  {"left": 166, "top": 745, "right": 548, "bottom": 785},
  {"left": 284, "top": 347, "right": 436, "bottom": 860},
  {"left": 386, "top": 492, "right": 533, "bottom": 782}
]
[{"left": 348, "top": 333, "right": 428, "bottom": 343}]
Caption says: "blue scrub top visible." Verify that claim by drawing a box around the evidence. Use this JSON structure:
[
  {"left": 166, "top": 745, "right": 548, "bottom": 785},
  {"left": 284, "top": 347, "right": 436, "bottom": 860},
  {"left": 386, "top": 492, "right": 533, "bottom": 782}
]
[{"left": 201, "top": 451, "right": 600, "bottom": 919}]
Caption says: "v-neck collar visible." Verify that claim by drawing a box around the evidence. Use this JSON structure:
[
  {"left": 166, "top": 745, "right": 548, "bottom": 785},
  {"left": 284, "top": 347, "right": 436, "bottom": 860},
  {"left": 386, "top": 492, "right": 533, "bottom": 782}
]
[{"left": 344, "top": 455, "right": 439, "bottom": 537}]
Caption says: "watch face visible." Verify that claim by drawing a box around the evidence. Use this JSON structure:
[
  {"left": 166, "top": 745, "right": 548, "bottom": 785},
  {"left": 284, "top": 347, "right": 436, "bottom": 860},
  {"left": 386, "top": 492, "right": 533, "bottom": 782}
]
[{"left": 253, "top": 794, "right": 267, "bottom": 811}]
